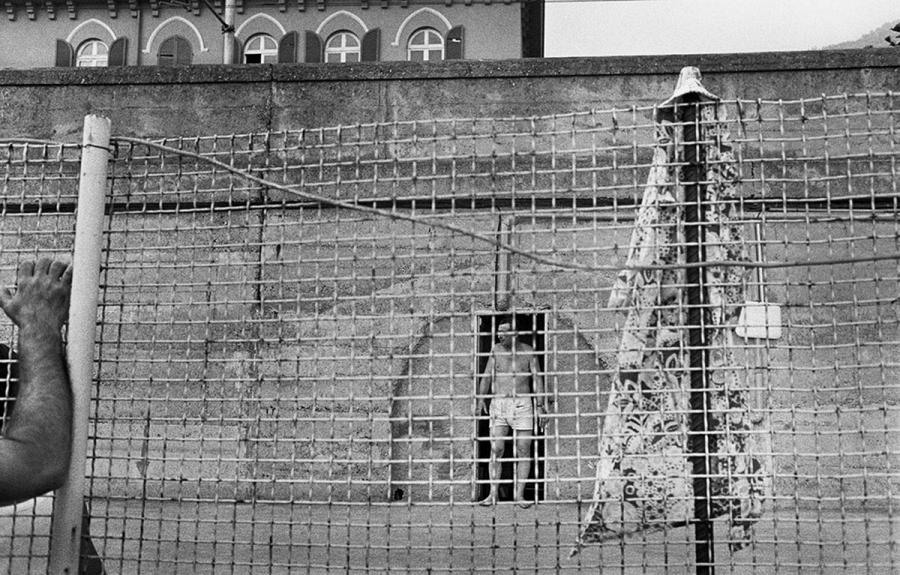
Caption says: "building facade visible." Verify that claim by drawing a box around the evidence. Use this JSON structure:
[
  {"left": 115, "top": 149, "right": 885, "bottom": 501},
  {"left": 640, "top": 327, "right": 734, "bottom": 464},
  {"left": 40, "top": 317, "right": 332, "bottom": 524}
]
[{"left": 0, "top": 0, "right": 544, "bottom": 69}]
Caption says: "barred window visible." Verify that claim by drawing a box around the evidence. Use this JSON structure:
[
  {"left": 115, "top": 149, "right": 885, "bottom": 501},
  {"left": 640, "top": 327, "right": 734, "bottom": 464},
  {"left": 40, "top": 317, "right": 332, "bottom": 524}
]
[
  {"left": 244, "top": 33, "right": 278, "bottom": 64},
  {"left": 325, "top": 31, "right": 360, "bottom": 64},
  {"left": 76, "top": 39, "right": 108, "bottom": 67},
  {"left": 407, "top": 27, "right": 443, "bottom": 62}
]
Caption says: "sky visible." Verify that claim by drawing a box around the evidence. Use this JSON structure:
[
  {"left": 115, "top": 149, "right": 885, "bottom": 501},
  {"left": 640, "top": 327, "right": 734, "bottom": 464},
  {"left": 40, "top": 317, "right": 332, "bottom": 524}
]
[{"left": 544, "top": 0, "right": 900, "bottom": 57}]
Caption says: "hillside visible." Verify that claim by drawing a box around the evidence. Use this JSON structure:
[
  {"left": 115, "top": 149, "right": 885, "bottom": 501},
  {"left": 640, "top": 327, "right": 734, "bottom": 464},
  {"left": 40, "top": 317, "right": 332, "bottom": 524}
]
[{"left": 826, "top": 19, "right": 900, "bottom": 49}]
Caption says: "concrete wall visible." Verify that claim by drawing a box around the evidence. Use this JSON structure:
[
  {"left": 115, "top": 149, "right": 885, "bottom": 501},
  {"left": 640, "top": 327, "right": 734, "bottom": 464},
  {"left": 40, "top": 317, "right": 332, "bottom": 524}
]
[
  {"left": 74, "top": 204, "right": 899, "bottom": 506},
  {"left": 2, "top": 50, "right": 898, "bottom": 506},
  {"left": 0, "top": 49, "right": 898, "bottom": 141}
]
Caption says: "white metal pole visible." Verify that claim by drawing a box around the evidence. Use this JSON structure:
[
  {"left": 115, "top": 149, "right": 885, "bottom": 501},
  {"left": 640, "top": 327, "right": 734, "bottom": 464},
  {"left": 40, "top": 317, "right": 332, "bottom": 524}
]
[
  {"left": 48, "top": 115, "right": 110, "bottom": 574},
  {"left": 223, "top": 0, "right": 236, "bottom": 64}
]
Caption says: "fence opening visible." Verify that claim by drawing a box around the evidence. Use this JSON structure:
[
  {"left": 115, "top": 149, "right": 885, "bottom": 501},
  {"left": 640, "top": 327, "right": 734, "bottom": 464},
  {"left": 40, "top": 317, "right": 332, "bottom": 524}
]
[{"left": 474, "top": 311, "right": 547, "bottom": 503}]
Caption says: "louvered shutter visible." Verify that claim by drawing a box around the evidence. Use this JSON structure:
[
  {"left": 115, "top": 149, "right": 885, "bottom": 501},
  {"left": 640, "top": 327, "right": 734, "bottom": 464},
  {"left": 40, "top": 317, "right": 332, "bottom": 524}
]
[
  {"left": 304, "top": 31, "right": 322, "bottom": 63},
  {"left": 159, "top": 36, "right": 193, "bottom": 66},
  {"left": 446, "top": 26, "right": 464, "bottom": 60},
  {"left": 278, "top": 31, "right": 299, "bottom": 63},
  {"left": 55, "top": 39, "right": 75, "bottom": 67},
  {"left": 361, "top": 28, "right": 380, "bottom": 62},
  {"left": 108, "top": 37, "right": 128, "bottom": 66}
]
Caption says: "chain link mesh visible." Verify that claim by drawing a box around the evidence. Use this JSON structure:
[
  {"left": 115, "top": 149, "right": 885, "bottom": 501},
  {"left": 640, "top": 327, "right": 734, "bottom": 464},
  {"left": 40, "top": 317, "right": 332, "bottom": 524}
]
[{"left": 1, "top": 93, "right": 898, "bottom": 573}]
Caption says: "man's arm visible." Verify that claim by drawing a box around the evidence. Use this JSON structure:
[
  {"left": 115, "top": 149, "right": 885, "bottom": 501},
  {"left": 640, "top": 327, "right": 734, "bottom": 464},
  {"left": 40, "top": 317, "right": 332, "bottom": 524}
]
[
  {"left": 530, "top": 354, "right": 548, "bottom": 427},
  {"left": 0, "top": 258, "right": 73, "bottom": 507},
  {"left": 0, "top": 343, "right": 20, "bottom": 427},
  {"left": 475, "top": 354, "right": 494, "bottom": 416}
]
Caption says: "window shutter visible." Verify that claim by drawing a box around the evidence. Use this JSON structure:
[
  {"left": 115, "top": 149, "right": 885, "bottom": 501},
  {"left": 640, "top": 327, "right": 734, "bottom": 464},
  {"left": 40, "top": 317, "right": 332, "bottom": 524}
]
[
  {"left": 304, "top": 31, "right": 322, "bottom": 63},
  {"left": 446, "top": 25, "right": 464, "bottom": 60},
  {"left": 278, "top": 31, "right": 298, "bottom": 63},
  {"left": 233, "top": 37, "right": 243, "bottom": 64},
  {"left": 360, "top": 28, "right": 380, "bottom": 62},
  {"left": 176, "top": 38, "right": 193, "bottom": 66},
  {"left": 159, "top": 36, "right": 193, "bottom": 66},
  {"left": 108, "top": 37, "right": 128, "bottom": 66},
  {"left": 158, "top": 38, "right": 174, "bottom": 66},
  {"left": 55, "top": 39, "right": 75, "bottom": 67}
]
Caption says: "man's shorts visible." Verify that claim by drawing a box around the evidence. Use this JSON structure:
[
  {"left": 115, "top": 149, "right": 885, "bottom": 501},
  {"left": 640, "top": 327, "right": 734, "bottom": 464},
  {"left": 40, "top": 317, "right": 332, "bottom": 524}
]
[{"left": 489, "top": 397, "right": 533, "bottom": 432}]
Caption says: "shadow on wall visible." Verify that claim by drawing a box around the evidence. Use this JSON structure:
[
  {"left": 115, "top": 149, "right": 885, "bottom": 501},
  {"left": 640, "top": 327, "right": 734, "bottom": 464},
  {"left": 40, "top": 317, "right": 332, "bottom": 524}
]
[{"left": 388, "top": 314, "right": 612, "bottom": 503}]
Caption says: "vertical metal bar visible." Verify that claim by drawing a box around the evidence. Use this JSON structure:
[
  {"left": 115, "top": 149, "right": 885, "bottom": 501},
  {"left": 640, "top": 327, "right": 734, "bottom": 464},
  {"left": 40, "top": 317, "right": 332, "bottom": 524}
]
[
  {"left": 493, "top": 215, "right": 513, "bottom": 311},
  {"left": 681, "top": 96, "right": 716, "bottom": 575},
  {"left": 471, "top": 313, "right": 480, "bottom": 503},
  {"left": 222, "top": 0, "right": 236, "bottom": 63},
  {"left": 49, "top": 115, "right": 110, "bottom": 574},
  {"left": 751, "top": 220, "right": 767, "bottom": 416}
]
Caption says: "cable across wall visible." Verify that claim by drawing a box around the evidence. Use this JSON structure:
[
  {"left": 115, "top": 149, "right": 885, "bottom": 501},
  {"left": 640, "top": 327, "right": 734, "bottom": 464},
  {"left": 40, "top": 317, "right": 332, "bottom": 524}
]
[{"left": 0, "top": 92, "right": 897, "bottom": 574}]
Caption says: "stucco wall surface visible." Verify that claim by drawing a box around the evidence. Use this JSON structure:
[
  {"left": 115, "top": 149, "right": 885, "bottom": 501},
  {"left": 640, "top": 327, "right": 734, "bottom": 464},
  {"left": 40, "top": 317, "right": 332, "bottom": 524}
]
[
  {"left": 1, "top": 51, "right": 897, "bottom": 506},
  {"left": 0, "top": 49, "right": 898, "bottom": 140}
]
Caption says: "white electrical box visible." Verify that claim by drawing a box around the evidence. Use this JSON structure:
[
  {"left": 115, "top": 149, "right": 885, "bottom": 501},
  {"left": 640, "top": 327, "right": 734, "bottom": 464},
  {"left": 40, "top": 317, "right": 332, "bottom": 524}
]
[{"left": 736, "top": 301, "right": 782, "bottom": 340}]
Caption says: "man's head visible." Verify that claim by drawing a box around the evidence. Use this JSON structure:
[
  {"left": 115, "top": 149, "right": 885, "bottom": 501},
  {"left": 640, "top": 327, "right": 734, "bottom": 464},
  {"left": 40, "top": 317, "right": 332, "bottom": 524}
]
[{"left": 497, "top": 322, "right": 516, "bottom": 345}]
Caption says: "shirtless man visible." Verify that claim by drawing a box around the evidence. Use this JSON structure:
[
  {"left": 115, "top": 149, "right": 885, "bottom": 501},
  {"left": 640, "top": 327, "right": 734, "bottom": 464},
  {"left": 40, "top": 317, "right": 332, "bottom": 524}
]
[{"left": 475, "top": 322, "right": 548, "bottom": 508}]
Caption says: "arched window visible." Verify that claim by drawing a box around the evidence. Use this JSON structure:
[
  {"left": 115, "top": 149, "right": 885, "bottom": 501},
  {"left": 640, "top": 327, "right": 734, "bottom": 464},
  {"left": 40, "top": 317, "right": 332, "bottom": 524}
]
[
  {"left": 324, "top": 31, "right": 360, "bottom": 64},
  {"left": 76, "top": 39, "right": 108, "bottom": 67},
  {"left": 158, "top": 35, "right": 193, "bottom": 66},
  {"left": 243, "top": 33, "right": 278, "bottom": 64},
  {"left": 407, "top": 28, "right": 443, "bottom": 62}
]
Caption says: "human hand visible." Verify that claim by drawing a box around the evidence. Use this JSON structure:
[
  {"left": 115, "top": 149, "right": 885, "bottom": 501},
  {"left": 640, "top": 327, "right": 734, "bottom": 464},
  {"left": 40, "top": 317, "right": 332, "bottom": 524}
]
[
  {"left": 475, "top": 400, "right": 487, "bottom": 417},
  {"left": 0, "top": 258, "right": 73, "bottom": 332},
  {"left": 536, "top": 405, "right": 548, "bottom": 431}
]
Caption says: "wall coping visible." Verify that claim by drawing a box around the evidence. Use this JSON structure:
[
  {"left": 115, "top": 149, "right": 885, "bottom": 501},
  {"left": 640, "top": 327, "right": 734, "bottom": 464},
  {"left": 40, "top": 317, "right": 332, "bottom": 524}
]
[{"left": 1, "top": 49, "right": 898, "bottom": 86}]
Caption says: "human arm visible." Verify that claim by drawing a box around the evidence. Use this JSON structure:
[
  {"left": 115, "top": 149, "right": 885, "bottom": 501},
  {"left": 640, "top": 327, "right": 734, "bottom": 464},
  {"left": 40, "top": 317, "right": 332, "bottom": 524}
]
[
  {"left": 475, "top": 354, "right": 494, "bottom": 416},
  {"left": 0, "top": 344, "right": 20, "bottom": 426},
  {"left": 530, "top": 354, "right": 548, "bottom": 429},
  {"left": 0, "top": 258, "right": 73, "bottom": 507}
]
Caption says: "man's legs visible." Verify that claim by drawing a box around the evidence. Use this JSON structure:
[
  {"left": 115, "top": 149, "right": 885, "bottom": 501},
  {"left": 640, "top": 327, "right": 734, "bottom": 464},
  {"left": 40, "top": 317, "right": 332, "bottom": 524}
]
[
  {"left": 479, "top": 423, "right": 509, "bottom": 505},
  {"left": 514, "top": 430, "right": 533, "bottom": 508}
]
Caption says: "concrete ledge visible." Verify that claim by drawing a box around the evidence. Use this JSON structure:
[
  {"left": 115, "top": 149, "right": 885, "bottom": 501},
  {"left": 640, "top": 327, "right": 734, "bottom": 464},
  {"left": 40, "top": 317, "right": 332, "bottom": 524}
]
[
  {"left": 1, "top": 49, "right": 898, "bottom": 86},
  {"left": 1, "top": 49, "right": 897, "bottom": 139}
]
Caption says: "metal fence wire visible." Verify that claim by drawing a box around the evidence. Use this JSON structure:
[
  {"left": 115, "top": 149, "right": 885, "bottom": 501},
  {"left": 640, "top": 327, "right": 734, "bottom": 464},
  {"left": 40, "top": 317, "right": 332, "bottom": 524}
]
[{"left": 1, "top": 90, "right": 898, "bottom": 574}]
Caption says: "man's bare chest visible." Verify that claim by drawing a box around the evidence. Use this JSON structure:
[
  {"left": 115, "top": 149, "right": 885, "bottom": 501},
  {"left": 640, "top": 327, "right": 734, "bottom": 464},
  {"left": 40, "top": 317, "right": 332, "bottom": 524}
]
[{"left": 492, "top": 352, "right": 531, "bottom": 374}]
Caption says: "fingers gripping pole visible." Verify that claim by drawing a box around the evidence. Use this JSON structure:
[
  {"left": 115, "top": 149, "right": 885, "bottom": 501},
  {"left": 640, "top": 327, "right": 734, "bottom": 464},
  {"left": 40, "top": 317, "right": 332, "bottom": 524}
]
[{"left": 49, "top": 115, "right": 110, "bottom": 574}]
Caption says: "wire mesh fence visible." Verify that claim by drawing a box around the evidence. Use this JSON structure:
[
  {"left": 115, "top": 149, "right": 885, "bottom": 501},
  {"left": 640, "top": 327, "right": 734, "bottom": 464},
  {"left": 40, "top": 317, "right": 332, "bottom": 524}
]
[
  {"left": 1, "top": 89, "right": 898, "bottom": 573},
  {"left": 0, "top": 139, "right": 81, "bottom": 572}
]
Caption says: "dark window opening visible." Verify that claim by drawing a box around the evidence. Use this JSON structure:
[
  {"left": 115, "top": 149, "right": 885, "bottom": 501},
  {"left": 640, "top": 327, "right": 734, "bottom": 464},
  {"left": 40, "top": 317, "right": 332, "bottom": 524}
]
[
  {"left": 474, "top": 311, "right": 547, "bottom": 503},
  {"left": 245, "top": 53, "right": 262, "bottom": 64}
]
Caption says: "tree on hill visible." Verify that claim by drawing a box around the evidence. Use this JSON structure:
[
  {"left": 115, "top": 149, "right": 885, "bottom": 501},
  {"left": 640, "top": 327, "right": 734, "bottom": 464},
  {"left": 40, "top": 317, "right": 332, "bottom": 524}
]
[{"left": 886, "top": 23, "right": 900, "bottom": 46}]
